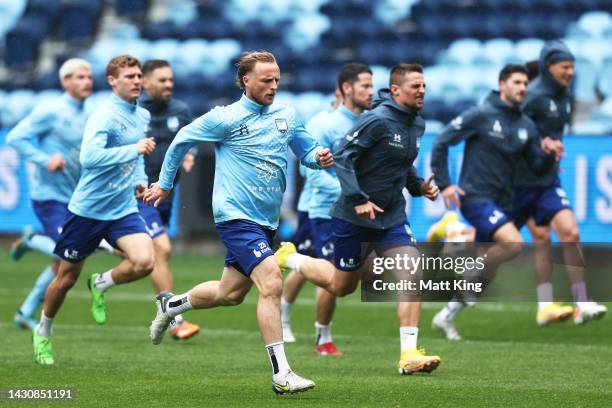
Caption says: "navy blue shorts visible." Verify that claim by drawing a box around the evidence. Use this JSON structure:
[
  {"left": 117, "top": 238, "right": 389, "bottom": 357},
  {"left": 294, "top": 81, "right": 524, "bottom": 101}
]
[
  {"left": 512, "top": 179, "right": 572, "bottom": 229},
  {"left": 310, "top": 218, "right": 334, "bottom": 260},
  {"left": 332, "top": 217, "right": 416, "bottom": 272},
  {"left": 290, "top": 211, "right": 315, "bottom": 256},
  {"left": 461, "top": 201, "right": 511, "bottom": 242},
  {"left": 138, "top": 201, "right": 171, "bottom": 239},
  {"left": 31, "top": 200, "right": 70, "bottom": 242},
  {"left": 216, "top": 219, "right": 276, "bottom": 277},
  {"left": 54, "top": 211, "right": 149, "bottom": 263}
]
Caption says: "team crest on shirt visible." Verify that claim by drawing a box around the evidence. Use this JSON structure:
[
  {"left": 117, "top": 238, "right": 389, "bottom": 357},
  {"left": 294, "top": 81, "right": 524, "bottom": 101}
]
[
  {"left": 275, "top": 118, "right": 288, "bottom": 134},
  {"left": 550, "top": 100, "right": 557, "bottom": 112},
  {"left": 517, "top": 128, "right": 528, "bottom": 142},
  {"left": 167, "top": 116, "right": 179, "bottom": 131}
]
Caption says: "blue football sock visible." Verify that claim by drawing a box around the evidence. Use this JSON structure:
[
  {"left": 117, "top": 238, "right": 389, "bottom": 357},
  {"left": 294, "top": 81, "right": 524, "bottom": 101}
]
[
  {"left": 19, "top": 266, "right": 55, "bottom": 317},
  {"left": 27, "top": 234, "right": 59, "bottom": 259}
]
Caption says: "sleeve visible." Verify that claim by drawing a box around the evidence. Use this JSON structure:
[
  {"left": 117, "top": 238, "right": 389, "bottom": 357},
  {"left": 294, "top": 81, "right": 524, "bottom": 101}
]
[
  {"left": 522, "top": 94, "right": 554, "bottom": 139},
  {"left": 334, "top": 116, "right": 385, "bottom": 206},
  {"left": 306, "top": 125, "right": 341, "bottom": 196},
  {"left": 431, "top": 107, "right": 480, "bottom": 190},
  {"left": 522, "top": 122, "right": 556, "bottom": 175},
  {"left": 179, "top": 103, "right": 199, "bottom": 156},
  {"left": 288, "top": 118, "right": 322, "bottom": 170},
  {"left": 405, "top": 166, "right": 425, "bottom": 197},
  {"left": 158, "top": 107, "right": 226, "bottom": 190},
  {"left": 134, "top": 155, "right": 148, "bottom": 186},
  {"left": 80, "top": 115, "right": 139, "bottom": 168},
  {"left": 6, "top": 105, "right": 55, "bottom": 167}
]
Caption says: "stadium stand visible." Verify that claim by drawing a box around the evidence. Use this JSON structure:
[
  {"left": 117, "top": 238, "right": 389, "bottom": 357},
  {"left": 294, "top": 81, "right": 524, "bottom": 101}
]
[{"left": 0, "top": 0, "right": 610, "bottom": 132}]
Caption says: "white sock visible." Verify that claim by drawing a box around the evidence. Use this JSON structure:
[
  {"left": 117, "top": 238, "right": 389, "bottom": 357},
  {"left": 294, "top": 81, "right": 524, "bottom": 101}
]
[
  {"left": 445, "top": 300, "right": 466, "bottom": 320},
  {"left": 285, "top": 253, "right": 306, "bottom": 273},
  {"left": 315, "top": 322, "right": 333, "bottom": 345},
  {"left": 166, "top": 293, "right": 193, "bottom": 317},
  {"left": 97, "top": 239, "right": 115, "bottom": 254},
  {"left": 28, "top": 234, "right": 57, "bottom": 258},
  {"left": 36, "top": 313, "right": 53, "bottom": 337},
  {"left": 400, "top": 326, "right": 418, "bottom": 352},
  {"left": 94, "top": 270, "right": 115, "bottom": 292},
  {"left": 266, "top": 341, "right": 291, "bottom": 377},
  {"left": 174, "top": 314, "right": 184, "bottom": 324},
  {"left": 537, "top": 282, "right": 553, "bottom": 309},
  {"left": 280, "top": 298, "right": 292, "bottom": 325}
]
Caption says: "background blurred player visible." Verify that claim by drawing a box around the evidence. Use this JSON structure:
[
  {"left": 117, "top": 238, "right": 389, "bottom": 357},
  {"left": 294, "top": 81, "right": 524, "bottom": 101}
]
[
  {"left": 513, "top": 41, "right": 607, "bottom": 326},
  {"left": 281, "top": 87, "right": 341, "bottom": 343},
  {"left": 277, "top": 64, "right": 442, "bottom": 374},
  {"left": 431, "top": 64, "right": 559, "bottom": 339},
  {"left": 32, "top": 55, "right": 156, "bottom": 365},
  {"left": 144, "top": 51, "right": 333, "bottom": 394},
  {"left": 7, "top": 59, "right": 93, "bottom": 330},
  {"left": 138, "top": 59, "right": 200, "bottom": 340}
]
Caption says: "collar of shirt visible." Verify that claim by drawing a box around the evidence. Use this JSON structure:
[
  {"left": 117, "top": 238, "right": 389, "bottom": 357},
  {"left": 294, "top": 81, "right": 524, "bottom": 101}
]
[
  {"left": 240, "top": 93, "right": 271, "bottom": 114},
  {"left": 62, "top": 92, "right": 85, "bottom": 111},
  {"left": 110, "top": 92, "right": 139, "bottom": 113},
  {"left": 487, "top": 90, "right": 521, "bottom": 115},
  {"left": 338, "top": 103, "right": 358, "bottom": 121}
]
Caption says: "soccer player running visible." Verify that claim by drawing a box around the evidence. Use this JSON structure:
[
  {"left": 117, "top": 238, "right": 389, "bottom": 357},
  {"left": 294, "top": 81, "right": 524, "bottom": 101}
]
[
  {"left": 32, "top": 55, "right": 157, "bottom": 365},
  {"left": 430, "top": 64, "right": 560, "bottom": 340},
  {"left": 281, "top": 87, "right": 341, "bottom": 343},
  {"left": 276, "top": 64, "right": 442, "bottom": 374},
  {"left": 7, "top": 59, "right": 93, "bottom": 330},
  {"left": 143, "top": 51, "right": 333, "bottom": 394},
  {"left": 513, "top": 40, "right": 607, "bottom": 325},
  {"left": 137, "top": 59, "right": 200, "bottom": 340}
]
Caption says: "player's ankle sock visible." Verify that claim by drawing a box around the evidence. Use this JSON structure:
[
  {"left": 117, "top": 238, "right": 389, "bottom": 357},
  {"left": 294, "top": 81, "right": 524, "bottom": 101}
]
[
  {"left": 315, "top": 322, "right": 333, "bottom": 345},
  {"left": 174, "top": 314, "right": 184, "bottom": 324},
  {"left": 571, "top": 281, "right": 588, "bottom": 304},
  {"left": 280, "top": 298, "right": 292, "bottom": 325},
  {"left": 400, "top": 326, "right": 418, "bottom": 352},
  {"left": 445, "top": 300, "right": 465, "bottom": 320},
  {"left": 97, "top": 239, "right": 115, "bottom": 254},
  {"left": 266, "top": 341, "right": 291, "bottom": 378},
  {"left": 537, "top": 282, "right": 553, "bottom": 309},
  {"left": 94, "top": 270, "right": 115, "bottom": 292},
  {"left": 19, "top": 266, "right": 54, "bottom": 317},
  {"left": 166, "top": 293, "right": 193, "bottom": 317},
  {"left": 36, "top": 313, "right": 53, "bottom": 337},
  {"left": 285, "top": 254, "right": 306, "bottom": 273},
  {"left": 27, "top": 234, "right": 57, "bottom": 258}
]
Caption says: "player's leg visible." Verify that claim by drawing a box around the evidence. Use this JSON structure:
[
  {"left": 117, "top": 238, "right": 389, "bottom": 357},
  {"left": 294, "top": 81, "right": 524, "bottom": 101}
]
[
  {"left": 281, "top": 271, "right": 306, "bottom": 342},
  {"left": 550, "top": 209, "right": 607, "bottom": 324},
  {"left": 15, "top": 261, "right": 58, "bottom": 330}
]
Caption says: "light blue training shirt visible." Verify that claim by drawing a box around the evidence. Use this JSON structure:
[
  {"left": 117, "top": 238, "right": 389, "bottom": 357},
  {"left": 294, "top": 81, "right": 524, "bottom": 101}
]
[
  {"left": 69, "top": 93, "right": 150, "bottom": 220},
  {"left": 307, "top": 104, "right": 358, "bottom": 220},
  {"left": 158, "top": 94, "right": 323, "bottom": 230},
  {"left": 7, "top": 93, "right": 90, "bottom": 203}
]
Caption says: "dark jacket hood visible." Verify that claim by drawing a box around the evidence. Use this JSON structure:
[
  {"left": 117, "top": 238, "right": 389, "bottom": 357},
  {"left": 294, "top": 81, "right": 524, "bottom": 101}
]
[
  {"left": 537, "top": 40, "right": 574, "bottom": 96},
  {"left": 373, "top": 88, "right": 419, "bottom": 118},
  {"left": 486, "top": 91, "right": 521, "bottom": 115}
]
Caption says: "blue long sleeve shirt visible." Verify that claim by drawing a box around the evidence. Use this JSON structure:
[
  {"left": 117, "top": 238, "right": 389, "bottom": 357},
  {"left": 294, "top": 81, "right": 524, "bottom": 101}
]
[
  {"left": 307, "top": 104, "right": 358, "bottom": 220},
  {"left": 68, "top": 93, "right": 150, "bottom": 220},
  {"left": 158, "top": 94, "right": 323, "bottom": 229},
  {"left": 6, "top": 93, "right": 90, "bottom": 203}
]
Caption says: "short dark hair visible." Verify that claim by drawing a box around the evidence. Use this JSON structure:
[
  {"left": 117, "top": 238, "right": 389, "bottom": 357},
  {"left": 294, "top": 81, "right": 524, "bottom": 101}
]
[
  {"left": 498, "top": 64, "right": 529, "bottom": 82},
  {"left": 337, "top": 62, "right": 372, "bottom": 96},
  {"left": 142, "top": 59, "right": 170, "bottom": 76},
  {"left": 235, "top": 51, "right": 277, "bottom": 89},
  {"left": 106, "top": 55, "right": 141, "bottom": 78},
  {"left": 525, "top": 60, "right": 540, "bottom": 82},
  {"left": 389, "top": 63, "right": 423, "bottom": 87}
]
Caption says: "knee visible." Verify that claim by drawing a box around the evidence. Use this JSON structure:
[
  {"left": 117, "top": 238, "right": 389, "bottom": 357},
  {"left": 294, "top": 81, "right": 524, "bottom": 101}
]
[
  {"left": 509, "top": 242, "right": 524, "bottom": 258},
  {"left": 258, "top": 269, "right": 283, "bottom": 299},
  {"left": 559, "top": 226, "right": 580, "bottom": 243},
  {"left": 133, "top": 254, "right": 155, "bottom": 275},
  {"left": 222, "top": 290, "right": 247, "bottom": 306},
  {"left": 154, "top": 240, "right": 172, "bottom": 261},
  {"left": 57, "top": 273, "right": 78, "bottom": 291},
  {"left": 532, "top": 229, "right": 551, "bottom": 243},
  {"left": 334, "top": 281, "right": 358, "bottom": 297}
]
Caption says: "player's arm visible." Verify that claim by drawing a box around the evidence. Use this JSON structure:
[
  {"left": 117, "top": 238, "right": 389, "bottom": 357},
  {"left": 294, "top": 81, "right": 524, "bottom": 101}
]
[
  {"left": 305, "top": 125, "right": 340, "bottom": 195},
  {"left": 522, "top": 124, "right": 557, "bottom": 175},
  {"left": 6, "top": 106, "right": 62, "bottom": 170},
  {"left": 431, "top": 108, "right": 479, "bottom": 207},
  {"left": 289, "top": 120, "right": 332, "bottom": 169},
  {"left": 145, "top": 108, "right": 225, "bottom": 206}
]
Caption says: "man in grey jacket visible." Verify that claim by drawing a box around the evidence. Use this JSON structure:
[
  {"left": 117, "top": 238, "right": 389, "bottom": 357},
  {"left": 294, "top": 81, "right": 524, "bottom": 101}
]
[{"left": 277, "top": 64, "right": 441, "bottom": 375}]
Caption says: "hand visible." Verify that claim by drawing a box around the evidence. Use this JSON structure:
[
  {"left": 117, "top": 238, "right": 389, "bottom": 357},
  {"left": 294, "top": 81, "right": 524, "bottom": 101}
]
[
  {"left": 420, "top": 173, "right": 440, "bottom": 201},
  {"left": 442, "top": 185, "right": 465, "bottom": 209},
  {"left": 134, "top": 182, "right": 147, "bottom": 200},
  {"left": 541, "top": 137, "right": 564, "bottom": 161},
  {"left": 136, "top": 137, "right": 156, "bottom": 155},
  {"left": 315, "top": 148, "right": 333, "bottom": 168},
  {"left": 354, "top": 201, "right": 384, "bottom": 220},
  {"left": 182, "top": 152, "right": 195, "bottom": 173},
  {"left": 143, "top": 182, "right": 170, "bottom": 207},
  {"left": 47, "top": 154, "right": 66, "bottom": 172}
]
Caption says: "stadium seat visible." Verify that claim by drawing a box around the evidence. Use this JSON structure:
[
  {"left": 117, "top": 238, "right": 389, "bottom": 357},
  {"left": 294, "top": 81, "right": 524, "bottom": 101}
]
[
  {"left": 573, "top": 56, "right": 599, "bottom": 101},
  {"left": 514, "top": 38, "right": 545, "bottom": 63},
  {"left": 167, "top": 0, "right": 197, "bottom": 27},
  {"left": 115, "top": 0, "right": 148, "bottom": 20},
  {"left": 577, "top": 11, "right": 612, "bottom": 38},
  {"left": 59, "top": 0, "right": 103, "bottom": 43},
  {"left": 2, "top": 89, "right": 36, "bottom": 127},
  {"left": 439, "top": 38, "right": 482, "bottom": 66}
]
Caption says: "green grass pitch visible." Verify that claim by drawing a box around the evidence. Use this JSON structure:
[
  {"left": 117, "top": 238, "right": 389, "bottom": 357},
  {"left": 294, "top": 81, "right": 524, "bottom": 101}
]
[{"left": 1, "top": 251, "right": 611, "bottom": 407}]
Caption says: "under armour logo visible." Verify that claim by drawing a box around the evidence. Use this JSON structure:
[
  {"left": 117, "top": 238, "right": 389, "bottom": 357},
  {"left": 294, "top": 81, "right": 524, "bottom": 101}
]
[
  {"left": 394, "top": 134, "right": 402, "bottom": 143},
  {"left": 239, "top": 123, "right": 249, "bottom": 135}
]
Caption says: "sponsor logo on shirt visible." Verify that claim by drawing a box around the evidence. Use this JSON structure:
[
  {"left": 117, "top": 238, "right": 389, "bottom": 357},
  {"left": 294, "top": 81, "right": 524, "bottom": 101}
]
[
  {"left": 517, "top": 128, "right": 528, "bottom": 142},
  {"left": 345, "top": 131, "right": 358, "bottom": 142},
  {"left": 488, "top": 119, "right": 504, "bottom": 138},
  {"left": 167, "top": 116, "right": 179, "bottom": 132},
  {"left": 256, "top": 160, "right": 279, "bottom": 183},
  {"left": 388, "top": 133, "right": 404, "bottom": 148},
  {"left": 275, "top": 118, "right": 288, "bottom": 134}
]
